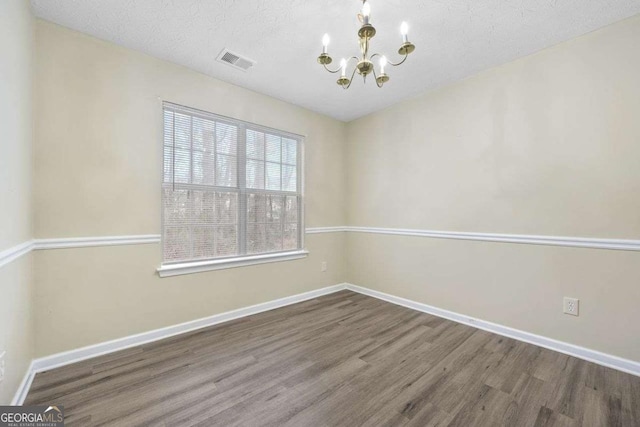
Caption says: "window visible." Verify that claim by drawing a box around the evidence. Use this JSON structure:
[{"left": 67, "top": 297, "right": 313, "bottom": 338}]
[{"left": 159, "top": 103, "right": 305, "bottom": 276}]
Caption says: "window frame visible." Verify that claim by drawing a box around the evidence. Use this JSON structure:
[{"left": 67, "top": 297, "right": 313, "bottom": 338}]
[{"left": 157, "top": 102, "right": 306, "bottom": 277}]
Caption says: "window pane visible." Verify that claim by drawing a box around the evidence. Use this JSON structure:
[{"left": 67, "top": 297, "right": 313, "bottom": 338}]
[
  {"left": 284, "top": 223, "right": 298, "bottom": 250},
  {"left": 246, "top": 160, "right": 265, "bottom": 189},
  {"left": 217, "top": 123, "right": 237, "bottom": 155},
  {"left": 174, "top": 113, "right": 191, "bottom": 149},
  {"left": 266, "top": 223, "right": 283, "bottom": 252},
  {"left": 285, "top": 196, "right": 298, "bottom": 223},
  {"left": 215, "top": 192, "right": 238, "bottom": 224},
  {"left": 163, "top": 188, "right": 190, "bottom": 225},
  {"left": 266, "top": 134, "right": 281, "bottom": 162},
  {"left": 247, "top": 223, "right": 266, "bottom": 254},
  {"left": 192, "top": 191, "right": 215, "bottom": 224},
  {"left": 282, "top": 138, "right": 297, "bottom": 165},
  {"left": 282, "top": 165, "right": 296, "bottom": 192},
  {"left": 174, "top": 148, "right": 191, "bottom": 184},
  {"left": 192, "top": 117, "right": 215, "bottom": 152},
  {"left": 164, "top": 226, "right": 190, "bottom": 261},
  {"left": 266, "top": 162, "right": 281, "bottom": 190},
  {"left": 163, "top": 145, "right": 173, "bottom": 183},
  {"left": 193, "top": 151, "right": 216, "bottom": 185},
  {"left": 216, "top": 154, "right": 237, "bottom": 187},
  {"left": 266, "top": 195, "right": 283, "bottom": 223},
  {"left": 216, "top": 225, "right": 237, "bottom": 257},
  {"left": 247, "top": 193, "right": 266, "bottom": 223},
  {"left": 247, "top": 130, "right": 265, "bottom": 160},
  {"left": 162, "top": 105, "right": 302, "bottom": 264},
  {"left": 192, "top": 226, "right": 216, "bottom": 259},
  {"left": 163, "top": 111, "right": 174, "bottom": 146}
]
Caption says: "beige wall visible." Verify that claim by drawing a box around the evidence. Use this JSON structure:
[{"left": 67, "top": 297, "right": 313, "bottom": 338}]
[
  {"left": 33, "top": 21, "right": 347, "bottom": 357},
  {"left": 0, "top": 0, "right": 33, "bottom": 249},
  {"left": 0, "top": 255, "right": 33, "bottom": 404},
  {"left": 0, "top": 0, "right": 34, "bottom": 404},
  {"left": 35, "top": 22, "right": 346, "bottom": 237},
  {"left": 347, "top": 15, "right": 640, "bottom": 361},
  {"left": 29, "top": 12, "right": 640, "bottom": 366},
  {"left": 34, "top": 235, "right": 345, "bottom": 356}
]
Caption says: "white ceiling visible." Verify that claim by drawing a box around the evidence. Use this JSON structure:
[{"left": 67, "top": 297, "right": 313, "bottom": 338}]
[{"left": 31, "top": 0, "right": 640, "bottom": 122}]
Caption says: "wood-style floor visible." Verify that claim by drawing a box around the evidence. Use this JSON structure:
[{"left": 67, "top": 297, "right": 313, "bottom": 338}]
[{"left": 26, "top": 291, "right": 640, "bottom": 426}]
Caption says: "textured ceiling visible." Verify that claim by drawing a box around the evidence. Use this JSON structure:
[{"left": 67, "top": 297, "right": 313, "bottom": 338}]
[{"left": 31, "top": 0, "right": 640, "bottom": 122}]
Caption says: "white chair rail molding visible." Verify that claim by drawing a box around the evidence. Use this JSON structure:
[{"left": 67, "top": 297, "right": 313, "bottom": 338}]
[{"left": 2, "top": 225, "right": 639, "bottom": 272}]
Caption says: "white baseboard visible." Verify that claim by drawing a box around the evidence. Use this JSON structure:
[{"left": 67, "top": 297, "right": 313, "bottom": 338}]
[
  {"left": 345, "top": 283, "right": 640, "bottom": 377},
  {"left": 13, "top": 284, "right": 348, "bottom": 405},
  {"left": 10, "top": 361, "right": 36, "bottom": 406},
  {"left": 13, "top": 282, "right": 640, "bottom": 405}
]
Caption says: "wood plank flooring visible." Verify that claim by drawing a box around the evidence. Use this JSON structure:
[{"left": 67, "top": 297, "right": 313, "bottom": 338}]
[{"left": 25, "top": 291, "right": 640, "bottom": 426}]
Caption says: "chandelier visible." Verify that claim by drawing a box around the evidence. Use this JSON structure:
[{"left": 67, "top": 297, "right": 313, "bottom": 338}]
[{"left": 317, "top": 0, "right": 416, "bottom": 89}]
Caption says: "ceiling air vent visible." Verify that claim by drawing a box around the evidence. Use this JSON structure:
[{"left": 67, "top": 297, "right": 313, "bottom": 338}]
[{"left": 216, "top": 49, "right": 256, "bottom": 72}]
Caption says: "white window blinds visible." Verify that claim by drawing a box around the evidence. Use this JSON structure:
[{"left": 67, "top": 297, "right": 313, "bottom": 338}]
[{"left": 162, "top": 103, "right": 303, "bottom": 264}]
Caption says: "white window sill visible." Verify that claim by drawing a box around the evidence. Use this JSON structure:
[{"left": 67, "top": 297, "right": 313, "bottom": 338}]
[{"left": 157, "top": 250, "right": 309, "bottom": 278}]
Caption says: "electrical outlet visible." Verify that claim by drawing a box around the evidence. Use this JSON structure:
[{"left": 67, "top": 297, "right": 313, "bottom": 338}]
[
  {"left": 321, "top": 261, "right": 327, "bottom": 272},
  {"left": 0, "top": 351, "right": 6, "bottom": 384},
  {"left": 563, "top": 297, "right": 579, "bottom": 316}
]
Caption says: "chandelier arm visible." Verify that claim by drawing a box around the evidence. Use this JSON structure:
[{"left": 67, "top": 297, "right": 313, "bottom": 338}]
[
  {"left": 386, "top": 52, "right": 409, "bottom": 67},
  {"left": 369, "top": 52, "right": 408, "bottom": 67},
  {"left": 323, "top": 63, "right": 342, "bottom": 74},
  {"left": 325, "top": 56, "right": 360, "bottom": 74},
  {"left": 372, "top": 67, "right": 384, "bottom": 88},
  {"left": 347, "top": 65, "right": 359, "bottom": 88},
  {"left": 341, "top": 65, "right": 359, "bottom": 90}
]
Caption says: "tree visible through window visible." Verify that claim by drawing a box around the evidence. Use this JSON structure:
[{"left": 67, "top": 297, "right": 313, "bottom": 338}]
[{"left": 162, "top": 103, "right": 303, "bottom": 264}]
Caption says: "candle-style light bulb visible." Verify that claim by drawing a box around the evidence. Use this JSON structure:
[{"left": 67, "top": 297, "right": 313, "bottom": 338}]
[
  {"left": 322, "top": 33, "right": 330, "bottom": 54},
  {"left": 340, "top": 58, "right": 347, "bottom": 77},
  {"left": 400, "top": 21, "right": 409, "bottom": 43},
  {"left": 362, "top": 2, "right": 371, "bottom": 25},
  {"left": 379, "top": 56, "right": 387, "bottom": 75}
]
